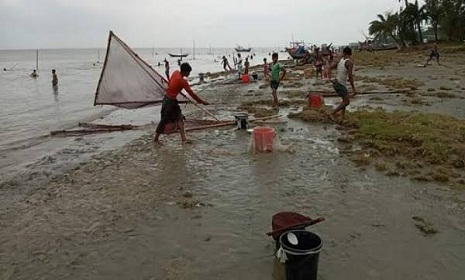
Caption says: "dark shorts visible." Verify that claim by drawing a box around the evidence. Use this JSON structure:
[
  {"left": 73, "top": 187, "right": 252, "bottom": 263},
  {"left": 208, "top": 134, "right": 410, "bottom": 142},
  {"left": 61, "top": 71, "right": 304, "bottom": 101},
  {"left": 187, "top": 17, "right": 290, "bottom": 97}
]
[
  {"left": 270, "top": 80, "right": 280, "bottom": 90},
  {"left": 332, "top": 80, "right": 349, "bottom": 98},
  {"left": 155, "top": 97, "right": 183, "bottom": 134},
  {"left": 430, "top": 50, "right": 439, "bottom": 59}
]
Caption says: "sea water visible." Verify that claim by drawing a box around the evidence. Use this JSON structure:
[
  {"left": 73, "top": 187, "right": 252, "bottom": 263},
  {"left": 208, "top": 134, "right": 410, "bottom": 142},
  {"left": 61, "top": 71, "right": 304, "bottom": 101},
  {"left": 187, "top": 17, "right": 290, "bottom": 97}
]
[{"left": 0, "top": 47, "right": 276, "bottom": 175}]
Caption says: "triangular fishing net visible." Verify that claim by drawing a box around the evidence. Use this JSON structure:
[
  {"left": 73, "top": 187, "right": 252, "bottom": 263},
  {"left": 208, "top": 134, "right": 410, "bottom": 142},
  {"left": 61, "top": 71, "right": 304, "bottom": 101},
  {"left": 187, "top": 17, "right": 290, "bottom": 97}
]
[{"left": 94, "top": 31, "right": 187, "bottom": 109}]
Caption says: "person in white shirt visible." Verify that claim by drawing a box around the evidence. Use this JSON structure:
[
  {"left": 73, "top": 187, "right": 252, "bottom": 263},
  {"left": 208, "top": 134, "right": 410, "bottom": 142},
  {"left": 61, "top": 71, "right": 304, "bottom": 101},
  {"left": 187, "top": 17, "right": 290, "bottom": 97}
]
[{"left": 329, "top": 46, "right": 357, "bottom": 122}]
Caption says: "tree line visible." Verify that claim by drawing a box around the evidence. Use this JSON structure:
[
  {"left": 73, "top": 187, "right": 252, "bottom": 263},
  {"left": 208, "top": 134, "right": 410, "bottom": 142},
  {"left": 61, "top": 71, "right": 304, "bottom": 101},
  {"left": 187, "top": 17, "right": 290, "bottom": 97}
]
[{"left": 369, "top": 0, "right": 465, "bottom": 47}]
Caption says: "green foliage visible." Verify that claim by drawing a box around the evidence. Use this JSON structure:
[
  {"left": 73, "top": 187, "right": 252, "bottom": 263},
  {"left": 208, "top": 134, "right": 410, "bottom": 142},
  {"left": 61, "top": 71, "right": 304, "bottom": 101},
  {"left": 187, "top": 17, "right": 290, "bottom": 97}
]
[{"left": 371, "top": 0, "right": 465, "bottom": 43}]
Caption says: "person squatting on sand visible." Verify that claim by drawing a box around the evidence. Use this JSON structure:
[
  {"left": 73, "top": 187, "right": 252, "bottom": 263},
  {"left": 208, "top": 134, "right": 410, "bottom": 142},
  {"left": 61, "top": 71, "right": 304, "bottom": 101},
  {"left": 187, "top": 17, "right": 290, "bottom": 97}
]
[
  {"left": 153, "top": 63, "right": 209, "bottom": 144},
  {"left": 266, "top": 53, "right": 286, "bottom": 108},
  {"left": 329, "top": 46, "right": 356, "bottom": 122}
]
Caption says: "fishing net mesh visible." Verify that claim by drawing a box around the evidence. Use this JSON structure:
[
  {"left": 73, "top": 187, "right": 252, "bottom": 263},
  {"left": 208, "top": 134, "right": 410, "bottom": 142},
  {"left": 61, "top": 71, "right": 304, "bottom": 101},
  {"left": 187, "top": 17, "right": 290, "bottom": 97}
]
[{"left": 95, "top": 32, "right": 187, "bottom": 109}]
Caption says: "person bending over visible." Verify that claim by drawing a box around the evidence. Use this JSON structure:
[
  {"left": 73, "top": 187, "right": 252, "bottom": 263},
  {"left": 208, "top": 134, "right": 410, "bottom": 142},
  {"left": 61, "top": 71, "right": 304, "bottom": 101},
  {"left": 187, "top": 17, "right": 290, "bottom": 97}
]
[{"left": 153, "top": 63, "right": 209, "bottom": 144}]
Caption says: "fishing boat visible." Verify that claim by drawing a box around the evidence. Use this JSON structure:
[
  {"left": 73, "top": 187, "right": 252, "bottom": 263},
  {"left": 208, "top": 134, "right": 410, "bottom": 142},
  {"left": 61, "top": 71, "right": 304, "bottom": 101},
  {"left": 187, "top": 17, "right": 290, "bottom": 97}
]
[
  {"left": 168, "top": 53, "right": 189, "bottom": 58},
  {"left": 285, "top": 42, "right": 310, "bottom": 59},
  {"left": 234, "top": 45, "right": 252, "bottom": 52}
]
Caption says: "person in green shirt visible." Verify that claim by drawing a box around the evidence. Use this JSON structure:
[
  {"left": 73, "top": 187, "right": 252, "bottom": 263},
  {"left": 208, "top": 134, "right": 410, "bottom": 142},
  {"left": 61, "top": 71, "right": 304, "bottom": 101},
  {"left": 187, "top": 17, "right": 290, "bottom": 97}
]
[{"left": 267, "top": 53, "right": 286, "bottom": 107}]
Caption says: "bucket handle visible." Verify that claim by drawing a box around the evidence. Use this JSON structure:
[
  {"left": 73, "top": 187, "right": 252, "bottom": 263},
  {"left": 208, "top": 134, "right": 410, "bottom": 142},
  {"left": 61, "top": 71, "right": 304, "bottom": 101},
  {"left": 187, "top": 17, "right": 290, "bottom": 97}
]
[{"left": 280, "top": 246, "right": 322, "bottom": 256}]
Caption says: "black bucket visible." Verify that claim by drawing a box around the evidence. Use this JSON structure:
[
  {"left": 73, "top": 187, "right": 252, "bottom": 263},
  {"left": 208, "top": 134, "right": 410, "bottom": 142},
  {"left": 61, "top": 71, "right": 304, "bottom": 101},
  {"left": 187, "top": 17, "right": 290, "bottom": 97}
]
[
  {"left": 279, "top": 230, "right": 322, "bottom": 280},
  {"left": 234, "top": 113, "right": 249, "bottom": 130}
]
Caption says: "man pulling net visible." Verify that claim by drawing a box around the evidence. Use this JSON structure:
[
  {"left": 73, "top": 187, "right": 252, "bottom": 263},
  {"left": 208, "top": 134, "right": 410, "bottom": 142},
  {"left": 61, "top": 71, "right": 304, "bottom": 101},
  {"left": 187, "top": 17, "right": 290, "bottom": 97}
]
[{"left": 153, "top": 63, "right": 210, "bottom": 144}]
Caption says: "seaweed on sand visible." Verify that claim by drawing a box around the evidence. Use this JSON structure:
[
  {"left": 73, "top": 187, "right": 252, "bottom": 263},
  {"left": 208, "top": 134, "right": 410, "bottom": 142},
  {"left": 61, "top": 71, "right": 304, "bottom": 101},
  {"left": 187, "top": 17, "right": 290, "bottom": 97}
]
[{"left": 345, "top": 109, "right": 465, "bottom": 183}]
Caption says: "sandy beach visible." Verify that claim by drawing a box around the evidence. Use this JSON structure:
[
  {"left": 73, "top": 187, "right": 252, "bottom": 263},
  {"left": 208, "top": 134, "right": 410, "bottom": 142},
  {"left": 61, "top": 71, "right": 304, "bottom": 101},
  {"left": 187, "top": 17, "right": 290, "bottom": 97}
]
[{"left": 2, "top": 45, "right": 465, "bottom": 279}]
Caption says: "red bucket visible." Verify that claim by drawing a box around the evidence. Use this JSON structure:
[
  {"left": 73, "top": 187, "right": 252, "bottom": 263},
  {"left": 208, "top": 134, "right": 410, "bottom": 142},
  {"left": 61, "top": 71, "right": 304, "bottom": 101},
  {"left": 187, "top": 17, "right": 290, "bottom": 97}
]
[
  {"left": 252, "top": 126, "right": 275, "bottom": 153},
  {"left": 242, "top": 74, "right": 250, "bottom": 83},
  {"left": 308, "top": 94, "right": 323, "bottom": 108}
]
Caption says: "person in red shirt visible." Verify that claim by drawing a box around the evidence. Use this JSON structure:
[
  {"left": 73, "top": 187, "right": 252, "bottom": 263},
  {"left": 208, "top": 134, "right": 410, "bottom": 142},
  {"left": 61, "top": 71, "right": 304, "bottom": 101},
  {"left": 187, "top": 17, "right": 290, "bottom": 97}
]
[{"left": 153, "top": 63, "right": 209, "bottom": 144}]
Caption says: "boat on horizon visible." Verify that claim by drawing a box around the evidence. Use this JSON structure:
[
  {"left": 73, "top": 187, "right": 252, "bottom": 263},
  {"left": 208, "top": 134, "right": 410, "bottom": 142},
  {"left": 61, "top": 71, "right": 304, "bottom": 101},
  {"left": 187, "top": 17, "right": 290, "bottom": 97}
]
[
  {"left": 234, "top": 45, "right": 252, "bottom": 52},
  {"left": 168, "top": 53, "right": 189, "bottom": 58}
]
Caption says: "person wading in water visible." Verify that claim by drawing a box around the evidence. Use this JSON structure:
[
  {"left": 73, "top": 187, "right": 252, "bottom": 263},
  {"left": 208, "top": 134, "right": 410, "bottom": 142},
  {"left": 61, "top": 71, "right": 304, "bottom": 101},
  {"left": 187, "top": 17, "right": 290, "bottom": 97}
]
[{"left": 153, "top": 63, "right": 210, "bottom": 144}]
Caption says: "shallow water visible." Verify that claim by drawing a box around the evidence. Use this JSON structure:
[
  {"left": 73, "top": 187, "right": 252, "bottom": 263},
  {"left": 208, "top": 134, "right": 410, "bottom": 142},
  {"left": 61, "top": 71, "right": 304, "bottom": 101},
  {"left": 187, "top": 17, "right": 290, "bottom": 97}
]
[
  {"left": 22, "top": 118, "right": 460, "bottom": 280},
  {"left": 0, "top": 47, "right": 275, "bottom": 176},
  {"left": 147, "top": 120, "right": 465, "bottom": 280}
]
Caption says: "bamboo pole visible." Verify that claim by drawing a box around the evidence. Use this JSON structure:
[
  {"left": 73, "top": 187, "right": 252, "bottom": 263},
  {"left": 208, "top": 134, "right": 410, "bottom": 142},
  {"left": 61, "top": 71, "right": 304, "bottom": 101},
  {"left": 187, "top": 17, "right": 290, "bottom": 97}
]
[
  {"left": 186, "top": 121, "right": 235, "bottom": 132},
  {"left": 308, "top": 89, "right": 410, "bottom": 97},
  {"left": 52, "top": 115, "right": 283, "bottom": 137},
  {"left": 36, "top": 49, "right": 39, "bottom": 71},
  {"left": 111, "top": 32, "right": 221, "bottom": 122}
]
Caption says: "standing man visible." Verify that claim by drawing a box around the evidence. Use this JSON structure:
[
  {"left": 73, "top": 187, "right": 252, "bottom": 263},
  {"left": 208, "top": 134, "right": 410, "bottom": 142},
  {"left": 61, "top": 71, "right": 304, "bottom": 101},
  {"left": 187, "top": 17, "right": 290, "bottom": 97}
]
[
  {"left": 313, "top": 48, "right": 324, "bottom": 79},
  {"left": 222, "top": 56, "right": 232, "bottom": 71},
  {"left": 329, "top": 46, "right": 356, "bottom": 122},
  {"left": 52, "top": 69, "right": 58, "bottom": 86},
  {"left": 263, "top": 58, "right": 269, "bottom": 80},
  {"left": 267, "top": 53, "right": 286, "bottom": 108},
  {"left": 153, "top": 63, "right": 210, "bottom": 144},
  {"left": 164, "top": 59, "right": 170, "bottom": 81},
  {"left": 236, "top": 53, "right": 243, "bottom": 79},
  {"left": 244, "top": 57, "right": 250, "bottom": 75}
]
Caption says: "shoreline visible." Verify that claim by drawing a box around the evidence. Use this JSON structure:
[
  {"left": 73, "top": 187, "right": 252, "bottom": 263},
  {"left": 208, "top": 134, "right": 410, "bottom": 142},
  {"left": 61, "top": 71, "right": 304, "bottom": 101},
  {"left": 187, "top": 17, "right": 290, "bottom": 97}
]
[{"left": 2, "top": 48, "right": 465, "bottom": 279}]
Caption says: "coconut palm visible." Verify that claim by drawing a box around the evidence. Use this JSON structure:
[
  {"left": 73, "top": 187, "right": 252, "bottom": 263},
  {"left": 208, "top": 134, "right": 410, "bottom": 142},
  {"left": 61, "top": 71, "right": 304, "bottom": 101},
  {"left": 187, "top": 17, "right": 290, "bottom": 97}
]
[
  {"left": 403, "top": 0, "right": 428, "bottom": 43},
  {"left": 369, "top": 13, "right": 401, "bottom": 46},
  {"left": 425, "top": 0, "right": 444, "bottom": 41}
]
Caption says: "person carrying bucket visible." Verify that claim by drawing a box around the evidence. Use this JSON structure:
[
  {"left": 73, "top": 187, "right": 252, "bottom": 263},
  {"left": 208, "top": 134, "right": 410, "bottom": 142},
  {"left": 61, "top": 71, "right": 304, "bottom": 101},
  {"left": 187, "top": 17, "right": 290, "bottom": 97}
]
[{"left": 266, "top": 53, "right": 287, "bottom": 108}]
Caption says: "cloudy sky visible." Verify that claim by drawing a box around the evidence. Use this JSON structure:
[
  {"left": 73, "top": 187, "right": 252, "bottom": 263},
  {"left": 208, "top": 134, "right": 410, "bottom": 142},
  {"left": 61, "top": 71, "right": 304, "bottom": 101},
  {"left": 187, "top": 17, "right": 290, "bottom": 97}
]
[{"left": 0, "top": 0, "right": 424, "bottom": 50}]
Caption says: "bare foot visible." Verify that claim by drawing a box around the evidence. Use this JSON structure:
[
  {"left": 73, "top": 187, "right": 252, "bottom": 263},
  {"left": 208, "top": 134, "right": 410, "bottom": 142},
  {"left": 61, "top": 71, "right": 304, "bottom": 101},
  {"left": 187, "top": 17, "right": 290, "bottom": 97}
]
[{"left": 153, "top": 135, "right": 162, "bottom": 145}]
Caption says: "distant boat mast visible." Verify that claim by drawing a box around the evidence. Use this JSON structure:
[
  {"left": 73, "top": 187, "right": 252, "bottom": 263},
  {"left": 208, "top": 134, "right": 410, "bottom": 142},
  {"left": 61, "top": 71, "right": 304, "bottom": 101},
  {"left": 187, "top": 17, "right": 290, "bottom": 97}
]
[
  {"left": 193, "top": 40, "right": 196, "bottom": 60},
  {"left": 36, "top": 49, "right": 39, "bottom": 71}
]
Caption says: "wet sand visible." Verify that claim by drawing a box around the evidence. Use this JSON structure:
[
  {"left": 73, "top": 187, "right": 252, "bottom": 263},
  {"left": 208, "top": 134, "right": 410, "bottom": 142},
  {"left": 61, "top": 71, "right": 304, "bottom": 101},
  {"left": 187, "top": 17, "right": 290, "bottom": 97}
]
[{"left": 1, "top": 48, "right": 465, "bottom": 279}]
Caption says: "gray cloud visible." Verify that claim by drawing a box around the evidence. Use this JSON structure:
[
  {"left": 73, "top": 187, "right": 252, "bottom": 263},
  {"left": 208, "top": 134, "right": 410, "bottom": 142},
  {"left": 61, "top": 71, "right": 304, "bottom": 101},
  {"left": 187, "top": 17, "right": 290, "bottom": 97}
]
[{"left": 0, "top": 0, "right": 424, "bottom": 49}]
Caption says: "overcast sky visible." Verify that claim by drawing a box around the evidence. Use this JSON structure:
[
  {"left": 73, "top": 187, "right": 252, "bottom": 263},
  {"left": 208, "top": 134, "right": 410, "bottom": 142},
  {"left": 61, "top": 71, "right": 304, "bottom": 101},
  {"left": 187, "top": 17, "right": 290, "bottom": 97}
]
[{"left": 0, "top": 0, "right": 425, "bottom": 50}]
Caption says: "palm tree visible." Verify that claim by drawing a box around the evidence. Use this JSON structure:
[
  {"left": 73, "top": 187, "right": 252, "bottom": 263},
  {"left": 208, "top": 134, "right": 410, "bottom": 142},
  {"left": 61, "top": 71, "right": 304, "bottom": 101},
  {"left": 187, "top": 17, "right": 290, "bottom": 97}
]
[
  {"left": 404, "top": 0, "right": 428, "bottom": 43},
  {"left": 369, "top": 13, "right": 401, "bottom": 46},
  {"left": 425, "top": 0, "right": 443, "bottom": 41}
]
